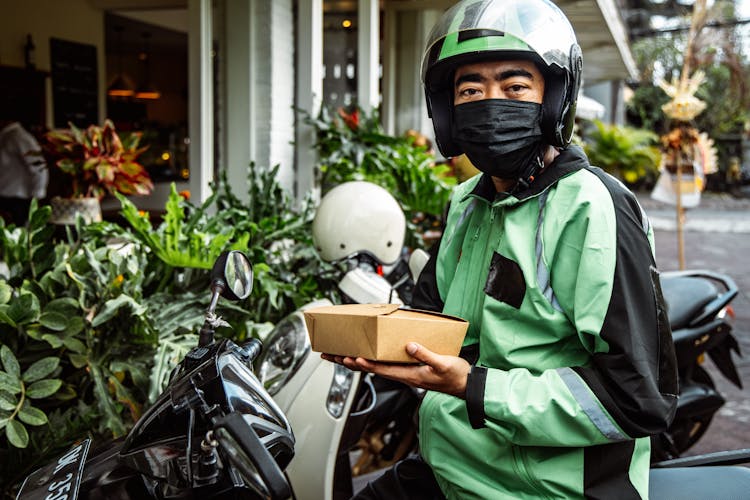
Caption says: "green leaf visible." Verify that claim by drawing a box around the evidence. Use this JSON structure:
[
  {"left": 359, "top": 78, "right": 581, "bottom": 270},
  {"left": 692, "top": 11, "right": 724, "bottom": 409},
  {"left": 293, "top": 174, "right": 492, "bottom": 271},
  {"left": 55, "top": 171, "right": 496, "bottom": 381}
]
[
  {"left": 22, "top": 356, "right": 60, "bottom": 383},
  {"left": 28, "top": 201, "right": 51, "bottom": 230},
  {"left": 53, "top": 383, "right": 77, "bottom": 401},
  {"left": 63, "top": 316, "right": 85, "bottom": 336},
  {"left": 0, "top": 391, "right": 17, "bottom": 411},
  {"left": 6, "top": 419, "right": 29, "bottom": 448},
  {"left": 6, "top": 292, "right": 40, "bottom": 325},
  {"left": 0, "top": 345, "right": 20, "bottom": 379},
  {"left": 44, "top": 297, "right": 80, "bottom": 315},
  {"left": 63, "top": 337, "right": 87, "bottom": 354},
  {"left": 18, "top": 404, "right": 48, "bottom": 426},
  {"left": 148, "top": 333, "right": 197, "bottom": 403},
  {"left": 26, "top": 379, "right": 62, "bottom": 399},
  {"left": 91, "top": 294, "right": 146, "bottom": 327},
  {"left": 0, "top": 371, "right": 21, "bottom": 394},
  {"left": 88, "top": 361, "right": 127, "bottom": 437},
  {"left": 0, "top": 306, "right": 16, "bottom": 327},
  {"left": 0, "top": 281, "right": 12, "bottom": 305},
  {"left": 68, "top": 353, "right": 88, "bottom": 369},
  {"left": 0, "top": 417, "right": 7, "bottom": 430},
  {"left": 41, "top": 334, "right": 64, "bottom": 349},
  {"left": 39, "top": 311, "right": 71, "bottom": 331}
]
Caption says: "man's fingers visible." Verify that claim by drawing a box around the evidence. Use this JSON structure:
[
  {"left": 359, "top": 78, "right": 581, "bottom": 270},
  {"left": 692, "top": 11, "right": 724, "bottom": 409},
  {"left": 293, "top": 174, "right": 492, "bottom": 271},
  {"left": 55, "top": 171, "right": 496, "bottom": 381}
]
[{"left": 406, "top": 342, "right": 446, "bottom": 371}]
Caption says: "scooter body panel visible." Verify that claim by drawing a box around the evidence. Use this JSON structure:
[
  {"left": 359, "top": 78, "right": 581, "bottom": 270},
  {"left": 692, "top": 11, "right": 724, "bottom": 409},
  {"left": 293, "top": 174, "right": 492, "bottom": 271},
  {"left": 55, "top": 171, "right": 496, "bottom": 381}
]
[{"left": 279, "top": 357, "right": 361, "bottom": 500}]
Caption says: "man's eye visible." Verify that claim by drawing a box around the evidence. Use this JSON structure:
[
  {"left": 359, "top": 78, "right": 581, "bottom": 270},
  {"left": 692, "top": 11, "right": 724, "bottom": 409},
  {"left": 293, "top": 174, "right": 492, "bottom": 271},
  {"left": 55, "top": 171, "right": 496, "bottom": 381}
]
[
  {"left": 460, "top": 88, "right": 480, "bottom": 97},
  {"left": 507, "top": 85, "right": 526, "bottom": 93}
]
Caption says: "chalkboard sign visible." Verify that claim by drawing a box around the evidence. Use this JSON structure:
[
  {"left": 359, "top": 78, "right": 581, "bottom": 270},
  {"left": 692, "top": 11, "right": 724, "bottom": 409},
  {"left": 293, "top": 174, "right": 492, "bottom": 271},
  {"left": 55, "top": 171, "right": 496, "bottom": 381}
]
[{"left": 50, "top": 38, "right": 98, "bottom": 127}]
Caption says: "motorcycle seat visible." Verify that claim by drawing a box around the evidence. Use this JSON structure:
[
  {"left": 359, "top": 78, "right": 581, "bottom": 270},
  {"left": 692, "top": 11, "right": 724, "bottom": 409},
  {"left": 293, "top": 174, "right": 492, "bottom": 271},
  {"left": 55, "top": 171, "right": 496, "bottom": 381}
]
[
  {"left": 649, "top": 466, "right": 750, "bottom": 499},
  {"left": 660, "top": 276, "right": 718, "bottom": 330}
]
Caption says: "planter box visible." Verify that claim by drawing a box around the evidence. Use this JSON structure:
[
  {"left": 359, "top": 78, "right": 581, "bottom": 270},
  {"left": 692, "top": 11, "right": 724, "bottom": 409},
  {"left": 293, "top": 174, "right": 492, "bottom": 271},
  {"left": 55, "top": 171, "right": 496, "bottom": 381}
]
[{"left": 49, "top": 197, "right": 102, "bottom": 225}]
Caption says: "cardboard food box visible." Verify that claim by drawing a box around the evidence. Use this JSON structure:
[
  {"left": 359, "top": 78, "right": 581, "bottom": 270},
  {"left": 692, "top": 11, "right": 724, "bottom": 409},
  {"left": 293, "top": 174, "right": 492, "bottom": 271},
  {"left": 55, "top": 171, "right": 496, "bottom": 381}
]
[{"left": 303, "top": 303, "right": 469, "bottom": 363}]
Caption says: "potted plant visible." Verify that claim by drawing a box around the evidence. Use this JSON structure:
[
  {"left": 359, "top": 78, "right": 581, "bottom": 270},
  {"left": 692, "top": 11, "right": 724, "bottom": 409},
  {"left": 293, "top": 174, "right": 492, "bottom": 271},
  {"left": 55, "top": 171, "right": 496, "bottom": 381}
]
[{"left": 43, "top": 119, "right": 154, "bottom": 224}]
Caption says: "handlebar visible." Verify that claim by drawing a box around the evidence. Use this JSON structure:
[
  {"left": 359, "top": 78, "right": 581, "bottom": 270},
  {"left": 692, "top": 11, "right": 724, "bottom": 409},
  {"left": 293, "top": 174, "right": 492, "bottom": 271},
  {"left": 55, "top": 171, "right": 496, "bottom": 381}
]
[{"left": 213, "top": 412, "right": 292, "bottom": 500}]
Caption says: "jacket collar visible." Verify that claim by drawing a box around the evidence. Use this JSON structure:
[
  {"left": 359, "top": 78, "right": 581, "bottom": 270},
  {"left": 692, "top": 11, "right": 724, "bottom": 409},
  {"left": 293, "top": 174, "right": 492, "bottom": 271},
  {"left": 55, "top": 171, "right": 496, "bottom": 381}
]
[{"left": 463, "top": 145, "right": 589, "bottom": 205}]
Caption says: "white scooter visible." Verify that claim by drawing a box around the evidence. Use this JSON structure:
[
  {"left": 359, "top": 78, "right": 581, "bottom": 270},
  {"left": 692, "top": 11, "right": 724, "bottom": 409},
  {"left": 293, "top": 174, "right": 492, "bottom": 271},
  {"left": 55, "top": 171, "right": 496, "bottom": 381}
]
[{"left": 255, "top": 182, "right": 428, "bottom": 499}]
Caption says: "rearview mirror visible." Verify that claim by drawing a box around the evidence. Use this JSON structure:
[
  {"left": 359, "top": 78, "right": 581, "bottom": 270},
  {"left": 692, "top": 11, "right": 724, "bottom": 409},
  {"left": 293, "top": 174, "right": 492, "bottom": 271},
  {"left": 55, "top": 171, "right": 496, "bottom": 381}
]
[{"left": 211, "top": 251, "right": 254, "bottom": 301}]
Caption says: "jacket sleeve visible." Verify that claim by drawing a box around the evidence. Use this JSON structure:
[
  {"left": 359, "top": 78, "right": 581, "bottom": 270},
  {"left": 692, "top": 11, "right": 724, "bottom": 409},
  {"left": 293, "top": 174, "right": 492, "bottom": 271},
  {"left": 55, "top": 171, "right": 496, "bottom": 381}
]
[{"left": 465, "top": 177, "right": 678, "bottom": 447}]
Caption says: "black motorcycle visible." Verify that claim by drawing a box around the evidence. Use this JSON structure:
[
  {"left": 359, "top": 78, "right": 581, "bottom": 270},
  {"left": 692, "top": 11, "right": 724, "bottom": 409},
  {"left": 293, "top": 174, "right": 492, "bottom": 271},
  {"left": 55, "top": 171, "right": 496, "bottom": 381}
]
[
  {"left": 653, "top": 269, "right": 742, "bottom": 461},
  {"left": 16, "top": 251, "right": 295, "bottom": 500}
]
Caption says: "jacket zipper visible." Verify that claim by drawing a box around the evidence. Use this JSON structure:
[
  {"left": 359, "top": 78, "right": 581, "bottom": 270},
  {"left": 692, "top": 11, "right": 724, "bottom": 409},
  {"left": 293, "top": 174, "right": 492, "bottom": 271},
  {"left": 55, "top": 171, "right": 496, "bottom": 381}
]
[
  {"left": 464, "top": 205, "right": 500, "bottom": 342},
  {"left": 510, "top": 445, "right": 550, "bottom": 498}
]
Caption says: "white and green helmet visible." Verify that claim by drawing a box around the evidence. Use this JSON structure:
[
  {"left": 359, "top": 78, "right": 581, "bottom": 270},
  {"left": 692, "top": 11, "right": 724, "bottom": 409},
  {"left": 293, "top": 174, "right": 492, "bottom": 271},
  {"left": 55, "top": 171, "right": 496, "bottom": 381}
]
[{"left": 421, "top": 0, "right": 583, "bottom": 156}]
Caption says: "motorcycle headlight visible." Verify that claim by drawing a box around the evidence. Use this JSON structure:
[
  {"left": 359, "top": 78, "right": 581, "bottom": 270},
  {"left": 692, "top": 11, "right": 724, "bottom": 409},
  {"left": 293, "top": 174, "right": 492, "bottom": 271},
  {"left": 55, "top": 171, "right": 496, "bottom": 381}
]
[{"left": 256, "top": 312, "right": 310, "bottom": 395}]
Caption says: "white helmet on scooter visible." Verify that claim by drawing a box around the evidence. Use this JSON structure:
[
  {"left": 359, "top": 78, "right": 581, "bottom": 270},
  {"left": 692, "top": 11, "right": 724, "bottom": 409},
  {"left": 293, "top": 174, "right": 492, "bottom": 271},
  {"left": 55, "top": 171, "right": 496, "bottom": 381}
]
[{"left": 312, "top": 181, "right": 406, "bottom": 265}]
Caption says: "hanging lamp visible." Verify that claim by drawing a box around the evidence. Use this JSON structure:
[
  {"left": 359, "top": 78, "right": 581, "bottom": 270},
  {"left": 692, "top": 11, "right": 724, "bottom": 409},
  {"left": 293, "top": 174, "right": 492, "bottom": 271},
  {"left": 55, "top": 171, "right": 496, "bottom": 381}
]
[
  {"left": 107, "top": 25, "right": 134, "bottom": 98},
  {"left": 135, "top": 32, "right": 161, "bottom": 100}
]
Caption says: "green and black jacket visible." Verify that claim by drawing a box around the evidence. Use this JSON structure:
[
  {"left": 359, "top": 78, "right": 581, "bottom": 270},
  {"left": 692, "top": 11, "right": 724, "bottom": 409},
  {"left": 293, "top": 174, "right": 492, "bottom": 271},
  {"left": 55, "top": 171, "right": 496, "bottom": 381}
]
[{"left": 412, "top": 146, "right": 678, "bottom": 499}]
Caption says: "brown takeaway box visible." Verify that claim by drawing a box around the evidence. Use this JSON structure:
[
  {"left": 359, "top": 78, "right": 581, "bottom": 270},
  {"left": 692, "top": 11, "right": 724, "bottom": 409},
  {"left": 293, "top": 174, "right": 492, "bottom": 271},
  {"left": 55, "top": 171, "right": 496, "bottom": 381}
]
[{"left": 303, "top": 303, "right": 469, "bottom": 363}]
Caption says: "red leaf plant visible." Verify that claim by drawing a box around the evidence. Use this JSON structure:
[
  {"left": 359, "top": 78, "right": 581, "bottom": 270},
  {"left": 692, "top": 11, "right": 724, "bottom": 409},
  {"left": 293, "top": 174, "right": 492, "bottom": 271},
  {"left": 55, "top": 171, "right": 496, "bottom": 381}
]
[{"left": 43, "top": 119, "right": 153, "bottom": 199}]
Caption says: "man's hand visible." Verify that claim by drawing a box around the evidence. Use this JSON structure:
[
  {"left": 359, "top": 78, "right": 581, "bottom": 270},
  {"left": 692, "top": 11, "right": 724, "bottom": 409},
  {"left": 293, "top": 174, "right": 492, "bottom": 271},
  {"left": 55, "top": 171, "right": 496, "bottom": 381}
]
[{"left": 321, "top": 343, "right": 471, "bottom": 399}]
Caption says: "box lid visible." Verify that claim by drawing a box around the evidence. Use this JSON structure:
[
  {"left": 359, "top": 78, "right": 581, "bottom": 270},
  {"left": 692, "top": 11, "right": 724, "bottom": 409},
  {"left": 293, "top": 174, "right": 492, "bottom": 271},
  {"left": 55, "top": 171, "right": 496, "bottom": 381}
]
[{"left": 304, "top": 303, "right": 401, "bottom": 317}]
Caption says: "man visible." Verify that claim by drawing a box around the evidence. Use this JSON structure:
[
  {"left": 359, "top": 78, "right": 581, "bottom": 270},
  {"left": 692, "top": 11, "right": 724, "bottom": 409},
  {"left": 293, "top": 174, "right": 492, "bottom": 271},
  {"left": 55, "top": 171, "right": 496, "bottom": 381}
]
[
  {"left": 0, "top": 110, "right": 48, "bottom": 226},
  {"left": 324, "top": 0, "right": 678, "bottom": 498}
]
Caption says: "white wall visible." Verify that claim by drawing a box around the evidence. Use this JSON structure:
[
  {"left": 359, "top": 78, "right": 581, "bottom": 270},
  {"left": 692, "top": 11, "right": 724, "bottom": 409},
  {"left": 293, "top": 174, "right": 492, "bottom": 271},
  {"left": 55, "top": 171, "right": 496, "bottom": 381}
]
[
  {"left": 221, "top": 0, "right": 296, "bottom": 201},
  {"left": 252, "top": 0, "right": 294, "bottom": 192},
  {"left": 382, "top": 8, "right": 441, "bottom": 152}
]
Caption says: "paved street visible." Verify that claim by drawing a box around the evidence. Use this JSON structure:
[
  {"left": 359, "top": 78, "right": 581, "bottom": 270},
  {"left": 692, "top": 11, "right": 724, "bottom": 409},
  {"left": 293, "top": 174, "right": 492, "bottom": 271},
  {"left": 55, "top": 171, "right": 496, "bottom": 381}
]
[{"left": 639, "top": 190, "right": 750, "bottom": 457}]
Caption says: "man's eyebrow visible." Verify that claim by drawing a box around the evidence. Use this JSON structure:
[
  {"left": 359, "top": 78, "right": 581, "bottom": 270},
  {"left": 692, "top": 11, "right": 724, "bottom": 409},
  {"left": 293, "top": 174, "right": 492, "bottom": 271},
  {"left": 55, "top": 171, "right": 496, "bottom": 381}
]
[
  {"left": 454, "top": 68, "right": 534, "bottom": 88},
  {"left": 454, "top": 72, "right": 484, "bottom": 87},
  {"left": 496, "top": 68, "right": 534, "bottom": 81}
]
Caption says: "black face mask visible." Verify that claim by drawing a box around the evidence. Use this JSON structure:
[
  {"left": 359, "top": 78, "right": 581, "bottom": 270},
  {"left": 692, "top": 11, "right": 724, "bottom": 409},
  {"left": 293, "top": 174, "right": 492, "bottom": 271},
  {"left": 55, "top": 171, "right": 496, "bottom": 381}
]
[{"left": 452, "top": 99, "right": 544, "bottom": 181}]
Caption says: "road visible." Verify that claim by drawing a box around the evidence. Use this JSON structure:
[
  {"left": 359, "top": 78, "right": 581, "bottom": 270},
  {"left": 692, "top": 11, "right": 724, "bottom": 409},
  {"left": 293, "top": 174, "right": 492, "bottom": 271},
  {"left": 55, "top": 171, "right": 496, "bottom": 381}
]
[{"left": 644, "top": 192, "right": 750, "bottom": 457}]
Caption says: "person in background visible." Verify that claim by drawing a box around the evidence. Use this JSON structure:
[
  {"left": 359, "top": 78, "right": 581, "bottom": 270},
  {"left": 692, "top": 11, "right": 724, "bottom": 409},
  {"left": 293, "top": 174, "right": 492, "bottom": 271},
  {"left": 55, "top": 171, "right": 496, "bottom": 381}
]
[
  {"left": 0, "top": 103, "right": 48, "bottom": 226},
  {"left": 323, "top": 0, "right": 678, "bottom": 498}
]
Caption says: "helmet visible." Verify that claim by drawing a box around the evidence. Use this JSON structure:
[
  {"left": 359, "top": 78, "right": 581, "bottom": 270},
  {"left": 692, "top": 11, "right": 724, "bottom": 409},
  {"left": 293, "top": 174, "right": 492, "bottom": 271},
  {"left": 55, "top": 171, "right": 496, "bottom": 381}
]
[
  {"left": 421, "top": 0, "right": 583, "bottom": 156},
  {"left": 312, "top": 181, "right": 406, "bottom": 264}
]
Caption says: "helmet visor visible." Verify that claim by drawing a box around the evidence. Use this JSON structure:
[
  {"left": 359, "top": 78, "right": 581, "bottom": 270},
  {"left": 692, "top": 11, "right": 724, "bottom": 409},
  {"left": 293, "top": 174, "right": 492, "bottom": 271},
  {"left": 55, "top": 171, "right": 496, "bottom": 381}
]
[{"left": 421, "top": 0, "right": 577, "bottom": 85}]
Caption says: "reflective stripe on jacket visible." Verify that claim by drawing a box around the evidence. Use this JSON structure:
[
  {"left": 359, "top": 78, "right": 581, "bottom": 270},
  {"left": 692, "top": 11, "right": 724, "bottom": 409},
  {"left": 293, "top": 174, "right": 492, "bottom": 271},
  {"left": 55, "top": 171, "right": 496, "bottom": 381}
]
[{"left": 413, "top": 146, "right": 678, "bottom": 499}]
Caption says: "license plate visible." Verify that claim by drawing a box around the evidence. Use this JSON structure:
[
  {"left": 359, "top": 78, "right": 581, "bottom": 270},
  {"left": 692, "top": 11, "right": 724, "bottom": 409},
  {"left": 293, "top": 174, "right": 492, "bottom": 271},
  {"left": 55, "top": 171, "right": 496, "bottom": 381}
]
[{"left": 16, "top": 438, "right": 91, "bottom": 500}]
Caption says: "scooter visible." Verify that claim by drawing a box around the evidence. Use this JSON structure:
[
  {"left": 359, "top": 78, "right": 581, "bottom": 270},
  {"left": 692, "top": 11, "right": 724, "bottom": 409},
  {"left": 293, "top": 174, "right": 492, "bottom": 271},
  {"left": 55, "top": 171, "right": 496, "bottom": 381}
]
[
  {"left": 255, "top": 180, "right": 426, "bottom": 499},
  {"left": 256, "top": 248, "right": 425, "bottom": 500},
  {"left": 16, "top": 251, "right": 295, "bottom": 500},
  {"left": 653, "top": 269, "right": 742, "bottom": 461},
  {"left": 650, "top": 447, "right": 750, "bottom": 498}
]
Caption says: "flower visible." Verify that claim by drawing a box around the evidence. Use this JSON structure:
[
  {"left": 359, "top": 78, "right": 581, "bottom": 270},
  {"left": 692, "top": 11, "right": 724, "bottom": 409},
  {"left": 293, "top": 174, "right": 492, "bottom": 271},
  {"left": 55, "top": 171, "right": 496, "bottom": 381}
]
[
  {"left": 337, "top": 107, "right": 360, "bottom": 130},
  {"left": 43, "top": 119, "right": 154, "bottom": 199}
]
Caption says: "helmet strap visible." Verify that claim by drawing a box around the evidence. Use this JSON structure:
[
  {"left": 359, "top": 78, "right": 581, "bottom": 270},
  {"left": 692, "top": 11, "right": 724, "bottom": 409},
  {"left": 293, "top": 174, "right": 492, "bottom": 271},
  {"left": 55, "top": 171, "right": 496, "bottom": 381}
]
[{"left": 511, "top": 148, "right": 545, "bottom": 194}]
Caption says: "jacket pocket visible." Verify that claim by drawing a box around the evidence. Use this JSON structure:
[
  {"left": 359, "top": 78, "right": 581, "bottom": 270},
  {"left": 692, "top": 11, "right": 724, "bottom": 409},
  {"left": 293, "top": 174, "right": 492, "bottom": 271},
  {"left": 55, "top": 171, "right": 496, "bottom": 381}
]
[{"left": 484, "top": 252, "right": 526, "bottom": 309}]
